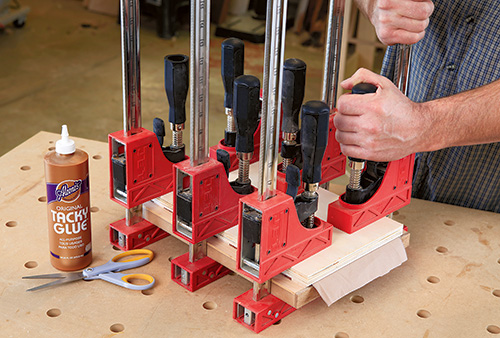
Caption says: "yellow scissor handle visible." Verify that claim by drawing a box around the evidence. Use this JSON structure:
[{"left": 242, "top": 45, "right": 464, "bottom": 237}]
[
  {"left": 97, "top": 272, "right": 155, "bottom": 290},
  {"left": 112, "top": 249, "right": 154, "bottom": 263},
  {"left": 122, "top": 274, "right": 155, "bottom": 284}
]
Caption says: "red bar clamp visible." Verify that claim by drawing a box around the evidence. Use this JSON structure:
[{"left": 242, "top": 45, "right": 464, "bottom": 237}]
[
  {"left": 109, "top": 129, "right": 177, "bottom": 208},
  {"left": 236, "top": 190, "right": 333, "bottom": 284},
  {"left": 171, "top": 157, "right": 251, "bottom": 291},
  {"left": 328, "top": 154, "right": 415, "bottom": 233},
  {"left": 173, "top": 157, "right": 254, "bottom": 243},
  {"left": 233, "top": 190, "right": 332, "bottom": 333},
  {"left": 108, "top": 129, "right": 174, "bottom": 250}
]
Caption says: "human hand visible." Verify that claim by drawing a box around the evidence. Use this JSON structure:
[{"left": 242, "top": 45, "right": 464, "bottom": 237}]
[
  {"left": 362, "top": 0, "right": 434, "bottom": 45},
  {"left": 334, "top": 68, "right": 427, "bottom": 161}
]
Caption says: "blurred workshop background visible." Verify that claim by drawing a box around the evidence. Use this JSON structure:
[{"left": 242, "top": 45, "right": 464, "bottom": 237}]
[{"left": 0, "top": 0, "right": 384, "bottom": 156}]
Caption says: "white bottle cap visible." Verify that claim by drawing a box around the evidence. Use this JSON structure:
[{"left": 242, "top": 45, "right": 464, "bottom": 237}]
[{"left": 56, "top": 125, "right": 76, "bottom": 154}]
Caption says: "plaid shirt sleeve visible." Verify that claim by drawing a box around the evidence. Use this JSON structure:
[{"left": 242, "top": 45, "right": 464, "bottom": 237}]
[{"left": 380, "top": 1, "right": 500, "bottom": 212}]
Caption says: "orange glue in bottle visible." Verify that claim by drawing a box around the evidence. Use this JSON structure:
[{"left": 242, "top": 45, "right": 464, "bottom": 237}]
[{"left": 44, "top": 125, "right": 92, "bottom": 271}]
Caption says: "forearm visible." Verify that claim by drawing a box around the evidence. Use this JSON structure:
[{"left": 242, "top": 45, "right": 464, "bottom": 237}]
[{"left": 419, "top": 79, "right": 500, "bottom": 151}]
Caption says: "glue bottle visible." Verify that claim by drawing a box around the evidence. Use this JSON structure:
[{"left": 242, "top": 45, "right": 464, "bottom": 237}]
[{"left": 44, "top": 125, "right": 92, "bottom": 271}]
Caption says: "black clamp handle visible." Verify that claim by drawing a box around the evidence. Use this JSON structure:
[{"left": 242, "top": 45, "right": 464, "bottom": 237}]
[
  {"left": 222, "top": 38, "right": 245, "bottom": 109},
  {"left": 282, "top": 58, "right": 306, "bottom": 134},
  {"left": 233, "top": 75, "right": 261, "bottom": 154},
  {"left": 300, "top": 100, "right": 330, "bottom": 184},
  {"left": 164, "top": 54, "right": 189, "bottom": 125}
]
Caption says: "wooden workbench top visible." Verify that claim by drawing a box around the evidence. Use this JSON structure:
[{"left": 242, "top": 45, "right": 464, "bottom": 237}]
[{"left": 1, "top": 132, "right": 499, "bottom": 337}]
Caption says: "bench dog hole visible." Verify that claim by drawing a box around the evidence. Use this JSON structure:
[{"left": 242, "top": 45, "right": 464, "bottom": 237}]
[
  {"left": 46, "top": 308, "right": 61, "bottom": 317},
  {"left": 202, "top": 301, "right": 217, "bottom": 310},
  {"left": 110, "top": 323, "right": 125, "bottom": 333},
  {"left": 427, "top": 276, "right": 440, "bottom": 284},
  {"left": 5, "top": 221, "right": 17, "bottom": 227},
  {"left": 436, "top": 246, "right": 448, "bottom": 254},
  {"left": 24, "top": 261, "right": 38, "bottom": 269},
  {"left": 493, "top": 290, "right": 500, "bottom": 298},
  {"left": 38, "top": 196, "right": 47, "bottom": 202},
  {"left": 487, "top": 325, "right": 500, "bottom": 334},
  {"left": 142, "top": 289, "right": 154, "bottom": 296},
  {"left": 335, "top": 333, "right": 349, "bottom": 338},
  {"left": 417, "top": 309, "right": 431, "bottom": 318},
  {"left": 350, "top": 295, "right": 364, "bottom": 304}
]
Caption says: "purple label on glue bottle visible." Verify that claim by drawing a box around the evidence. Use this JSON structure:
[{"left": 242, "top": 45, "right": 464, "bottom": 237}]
[{"left": 46, "top": 176, "right": 89, "bottom": 204}]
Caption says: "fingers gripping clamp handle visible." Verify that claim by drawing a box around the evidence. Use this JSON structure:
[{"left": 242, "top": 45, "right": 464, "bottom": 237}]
[
  {"left": 347, "top": 83, "right": 378, "bottom": 165},
  {"left": 351, "top": 83, "right": 377, "bottom": 95},
  {"left": 345, "top": 82, "right": 378, "bottom": 203},
  {"left": 347, "top": 83, "right": 377, "bottom": 170}
]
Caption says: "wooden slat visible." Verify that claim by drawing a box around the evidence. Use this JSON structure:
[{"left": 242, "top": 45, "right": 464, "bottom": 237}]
[{"left": 143, "top": 197, "right": 406, "bottom": 309}]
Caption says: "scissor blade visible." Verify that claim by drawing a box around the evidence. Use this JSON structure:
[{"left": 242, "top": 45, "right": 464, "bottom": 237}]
[
  {"left": 26, "top": 272, "right": 84, "bottom": 292},
  {"left": 23, "top": 273, "right": 67, "bottom": 279}
]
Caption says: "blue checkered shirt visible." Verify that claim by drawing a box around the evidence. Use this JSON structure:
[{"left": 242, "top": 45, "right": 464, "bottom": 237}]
[{"left": 381, "top": 1, "right": 500, "bottom": 212}]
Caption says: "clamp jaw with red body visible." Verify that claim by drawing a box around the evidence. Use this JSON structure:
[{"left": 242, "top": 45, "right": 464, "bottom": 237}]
[
  {"left": 109, "top": 2, "right": 191, "bottom": 250},
  {"left": 327, "top": 153, "right": 415, "bottom": 233},
  {"left": 171, "top": 74, "right": 262, "bottom": 292},
  {"left": 109, "top": 128, "right": 174, "bottom": 250},
  {"left": 108, "top": 50, "right": 190, "bottom": 250},
  {"left": 234, "top": 100, "right": 333, "bottom": 333},
  {"left": 231, "top": 0, "right": 341, "bottom": 331},
  {"left": 237, "top": 190, "right": 333, "bottom": 284}
]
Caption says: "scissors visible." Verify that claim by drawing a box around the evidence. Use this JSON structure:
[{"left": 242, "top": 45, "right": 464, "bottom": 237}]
[{"left": 23, "top": 249, "right": 155, "bottom": 292}]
